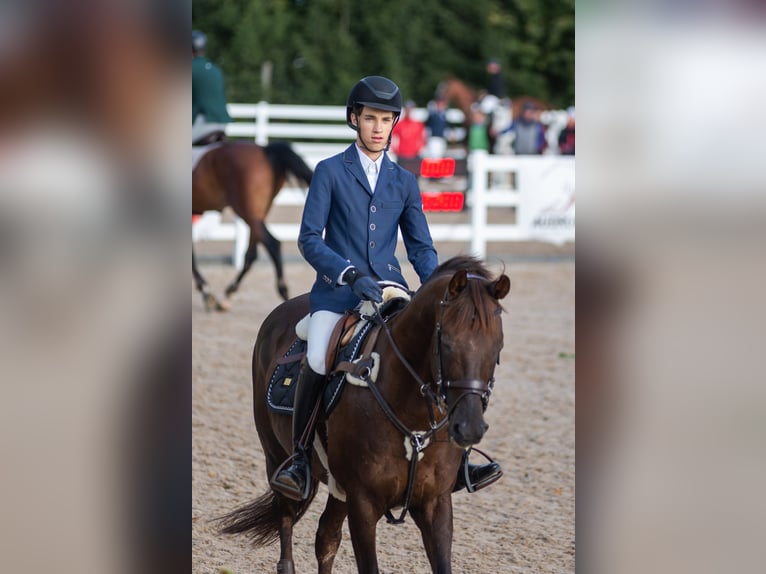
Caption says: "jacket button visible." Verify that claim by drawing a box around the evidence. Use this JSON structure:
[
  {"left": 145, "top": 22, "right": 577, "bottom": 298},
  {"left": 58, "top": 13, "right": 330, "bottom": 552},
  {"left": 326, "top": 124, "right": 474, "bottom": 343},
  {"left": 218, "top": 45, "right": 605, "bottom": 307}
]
[
  {"left": 369, "top": 241, "right": 375, "bottom": 249},
  {"left": 369, "top": 223, "right": 376, "bottom": 231},
  {"left": 370, "top": 205, "right": 377, "bottom": 213}
]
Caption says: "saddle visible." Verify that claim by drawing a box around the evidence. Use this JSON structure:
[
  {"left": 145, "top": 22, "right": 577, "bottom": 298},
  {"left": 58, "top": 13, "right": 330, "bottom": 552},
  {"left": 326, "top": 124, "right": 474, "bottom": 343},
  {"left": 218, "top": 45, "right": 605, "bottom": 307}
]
[
  {"left": 192, "top": 130, "right": 227, "bottom": 147},
  {"left": 267, "top": 286, "right": 411, "bottom": 415}
]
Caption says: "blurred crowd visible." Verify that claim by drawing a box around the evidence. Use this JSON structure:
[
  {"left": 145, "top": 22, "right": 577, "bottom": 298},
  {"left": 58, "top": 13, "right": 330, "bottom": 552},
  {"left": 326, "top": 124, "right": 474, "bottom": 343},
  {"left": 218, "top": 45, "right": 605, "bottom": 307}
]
[{"left": 390, "top": 59, "right": 575, "bottom": 163}]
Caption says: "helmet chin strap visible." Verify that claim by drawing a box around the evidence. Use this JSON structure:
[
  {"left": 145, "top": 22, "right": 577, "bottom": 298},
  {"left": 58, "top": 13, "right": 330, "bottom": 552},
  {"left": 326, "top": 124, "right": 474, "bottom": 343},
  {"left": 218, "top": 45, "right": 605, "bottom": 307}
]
[{"left": 354, "top": 115, "right": 400, "bottom": 155}]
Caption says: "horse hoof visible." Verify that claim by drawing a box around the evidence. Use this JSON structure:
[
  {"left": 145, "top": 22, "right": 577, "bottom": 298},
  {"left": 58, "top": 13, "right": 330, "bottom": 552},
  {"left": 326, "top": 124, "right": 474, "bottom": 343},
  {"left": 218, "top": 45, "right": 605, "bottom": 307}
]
[
  {"left": 278, "top": 285, "right": 289, "bottom": 301},
  {"left": 276, "top": 559, "right": 295, "bottom": 574},
  {"left": 217, "top": 298, "right": 231, "bottom": 312},
  {"left": 203, "top": 293, "right": 218, "bottom": 312}
]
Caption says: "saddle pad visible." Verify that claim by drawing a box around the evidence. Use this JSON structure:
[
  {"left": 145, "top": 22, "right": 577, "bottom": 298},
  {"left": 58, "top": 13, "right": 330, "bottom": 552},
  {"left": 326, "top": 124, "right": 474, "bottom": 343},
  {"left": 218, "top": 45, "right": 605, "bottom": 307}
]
[
  {"left": 266, "top": 339, "right": 306, "bottom": 414},
  {"left": 266, "top": 320, "right": 375, "bottom": 416}
]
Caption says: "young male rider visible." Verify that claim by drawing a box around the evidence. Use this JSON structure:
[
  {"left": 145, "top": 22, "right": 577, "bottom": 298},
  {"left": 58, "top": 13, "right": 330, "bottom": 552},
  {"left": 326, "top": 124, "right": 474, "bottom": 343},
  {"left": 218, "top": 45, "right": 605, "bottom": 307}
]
[{"left": 270, "top": 76, "right": 502, "bottom": 501}]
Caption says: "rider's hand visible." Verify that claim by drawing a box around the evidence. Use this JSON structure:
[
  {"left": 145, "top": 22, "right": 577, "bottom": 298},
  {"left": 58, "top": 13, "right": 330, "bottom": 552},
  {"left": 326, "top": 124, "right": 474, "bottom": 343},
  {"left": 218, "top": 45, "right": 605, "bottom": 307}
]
[
  {"left": 351, "top": 275, "right": 383, "bottom": 303},
  {"left": 344, "top": 268, "right": 383, "bottom": 303}
]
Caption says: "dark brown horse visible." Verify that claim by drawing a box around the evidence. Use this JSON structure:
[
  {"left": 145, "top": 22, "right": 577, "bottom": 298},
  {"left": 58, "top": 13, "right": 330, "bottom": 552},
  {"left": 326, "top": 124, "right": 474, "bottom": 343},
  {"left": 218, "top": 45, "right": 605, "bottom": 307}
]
[
  {"left": 192, "top": 141, "right": 313, "bottom": 310},
  {"left": 219, "top": 256, "right": 511, "bottom": 573}
]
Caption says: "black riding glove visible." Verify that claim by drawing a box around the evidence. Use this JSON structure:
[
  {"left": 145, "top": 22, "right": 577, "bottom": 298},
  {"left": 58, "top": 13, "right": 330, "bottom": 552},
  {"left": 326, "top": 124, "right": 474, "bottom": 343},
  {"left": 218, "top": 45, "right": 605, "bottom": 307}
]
[{"left": 343, "top": 268, "right": 383, "bottom": 303}]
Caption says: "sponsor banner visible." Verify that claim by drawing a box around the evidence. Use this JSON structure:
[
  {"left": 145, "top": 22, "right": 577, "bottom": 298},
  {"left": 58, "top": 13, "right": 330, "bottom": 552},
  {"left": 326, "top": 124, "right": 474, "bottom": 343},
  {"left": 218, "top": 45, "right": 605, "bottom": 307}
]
[{"left": 517, "top": 157, "right": 575, "bottom": 244}]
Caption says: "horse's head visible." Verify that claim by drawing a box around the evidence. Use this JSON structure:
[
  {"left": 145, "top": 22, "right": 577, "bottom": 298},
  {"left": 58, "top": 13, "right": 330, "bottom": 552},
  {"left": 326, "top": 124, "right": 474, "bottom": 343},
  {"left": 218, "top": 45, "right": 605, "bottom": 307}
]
[{"left": 432, "top": 263, "right": 511, "bottom": 448}]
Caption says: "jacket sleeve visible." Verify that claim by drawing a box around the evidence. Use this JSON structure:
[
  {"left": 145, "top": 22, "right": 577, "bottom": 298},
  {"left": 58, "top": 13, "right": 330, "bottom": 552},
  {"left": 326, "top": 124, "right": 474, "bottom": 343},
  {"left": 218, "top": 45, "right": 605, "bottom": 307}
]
[
  {"left": 398, "top": 172, "right": 438, "bottom": 283},
  {"left": 298, "top": 160, "right": 350, "bottom": 283}
]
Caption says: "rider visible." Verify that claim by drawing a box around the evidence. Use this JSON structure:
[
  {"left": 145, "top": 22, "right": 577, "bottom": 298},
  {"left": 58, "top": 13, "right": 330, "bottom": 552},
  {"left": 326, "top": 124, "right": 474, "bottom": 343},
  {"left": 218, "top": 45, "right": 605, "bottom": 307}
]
[
  {"left": 270, "top": 75, "right": 502, "bottom": 501},
  {"left": 192, "top": 30, "right": 232, "bottom": 145}
]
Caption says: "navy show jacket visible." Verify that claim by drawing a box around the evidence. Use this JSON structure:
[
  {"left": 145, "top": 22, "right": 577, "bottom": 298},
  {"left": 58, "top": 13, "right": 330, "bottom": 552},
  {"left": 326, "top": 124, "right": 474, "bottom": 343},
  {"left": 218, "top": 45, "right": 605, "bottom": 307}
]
[{"left": 298, "top": 144, "right": 438, "bottom": 313}]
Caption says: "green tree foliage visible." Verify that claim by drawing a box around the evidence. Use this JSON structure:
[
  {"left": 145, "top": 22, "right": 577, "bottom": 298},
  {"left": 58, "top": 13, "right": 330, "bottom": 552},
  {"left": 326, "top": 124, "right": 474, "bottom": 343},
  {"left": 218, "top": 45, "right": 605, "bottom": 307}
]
[{"left": 192, "top": 0, "right": 574, "bottom": 108}]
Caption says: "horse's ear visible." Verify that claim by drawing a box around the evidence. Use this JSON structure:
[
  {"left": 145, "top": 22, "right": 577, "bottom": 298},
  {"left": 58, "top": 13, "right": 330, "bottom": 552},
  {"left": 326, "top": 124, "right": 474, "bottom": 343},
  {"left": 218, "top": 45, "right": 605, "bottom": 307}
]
[
  {"left": 447, "top": 270, "right": 468, "bottom": 299},
  {"left": 493, "top": 275, "right": 511, "bottom": 300}
]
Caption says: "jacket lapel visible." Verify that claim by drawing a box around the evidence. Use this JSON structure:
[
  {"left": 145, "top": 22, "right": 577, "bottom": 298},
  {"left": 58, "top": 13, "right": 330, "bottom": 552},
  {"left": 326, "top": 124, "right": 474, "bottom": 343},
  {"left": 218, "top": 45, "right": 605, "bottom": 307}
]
[
  {"left": 343, "top": 144, "right": 373, "bottom": 196},
  {"left": 376, "top": 153, "right": 395, "bottom": 197}
]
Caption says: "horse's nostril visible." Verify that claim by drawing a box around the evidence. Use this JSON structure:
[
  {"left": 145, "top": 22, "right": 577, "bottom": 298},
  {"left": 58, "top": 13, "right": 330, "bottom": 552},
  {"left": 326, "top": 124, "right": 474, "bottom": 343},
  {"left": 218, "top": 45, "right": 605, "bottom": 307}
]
[{"left": 482, "top": 422, "right": 489, "bottom": 433}]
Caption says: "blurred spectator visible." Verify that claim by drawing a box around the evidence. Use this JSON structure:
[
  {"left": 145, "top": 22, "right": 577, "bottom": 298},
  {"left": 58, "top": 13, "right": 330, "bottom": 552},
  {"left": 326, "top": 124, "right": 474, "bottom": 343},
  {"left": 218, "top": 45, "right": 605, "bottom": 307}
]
[
  {"left": 424, "top": 97, "right": 449, "bottom": 158},
  {"left": 500, "top": 102, "right": 547, "bottom": 155},
  {"left": 192, "top": 30, "right": 232, "bottom": 145},
  {"left": 468, "top": 105, "right": 490, "bottom": 152},
  {"left": 487, "top": 58, "right": 505, "bottom": 100},
  {"left": 558, "top": 106, "right": 576, "bottom": 155},
  {"left": 486, "top": 58, "right": 505, "bottom": 99},
  {"left": 391, "top": 100, "right": 425, "bottom": 160}
]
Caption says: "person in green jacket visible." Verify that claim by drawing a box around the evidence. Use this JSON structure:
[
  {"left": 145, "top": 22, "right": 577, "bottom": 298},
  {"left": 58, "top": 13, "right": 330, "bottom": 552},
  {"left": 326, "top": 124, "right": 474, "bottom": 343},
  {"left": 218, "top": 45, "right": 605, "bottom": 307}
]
[
  {"left": 192, "top": 30, "right": 232, "bottom": 145},
  {"left": 468, "top": 105, "right": 490, "bottom": 152}
]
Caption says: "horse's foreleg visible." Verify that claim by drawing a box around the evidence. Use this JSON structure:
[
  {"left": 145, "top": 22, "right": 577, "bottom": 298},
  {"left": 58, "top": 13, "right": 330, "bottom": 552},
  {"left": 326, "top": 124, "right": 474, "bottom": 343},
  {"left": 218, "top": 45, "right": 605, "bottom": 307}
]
[
  {"left": 347, "top": 497, "right": 382, "bottom": 574},
  {"left": 410, "top": 494, "right": 454, "bottom": 574},
  {"left": 192, "top": 245, "right": 224, "bottom": 311},
  {"left": 315, "top": 495, "right": 348, "bottom": 574}
]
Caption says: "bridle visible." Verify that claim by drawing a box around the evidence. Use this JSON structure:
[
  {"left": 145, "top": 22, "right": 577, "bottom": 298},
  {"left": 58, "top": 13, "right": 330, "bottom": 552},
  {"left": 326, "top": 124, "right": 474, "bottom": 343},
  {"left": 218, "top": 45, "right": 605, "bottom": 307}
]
[
  {"left": 434, "top": 276, "right": 498, "bottom": 414},
  {"left": 366, "top": 273, "right": 498, "bottom": 523}
]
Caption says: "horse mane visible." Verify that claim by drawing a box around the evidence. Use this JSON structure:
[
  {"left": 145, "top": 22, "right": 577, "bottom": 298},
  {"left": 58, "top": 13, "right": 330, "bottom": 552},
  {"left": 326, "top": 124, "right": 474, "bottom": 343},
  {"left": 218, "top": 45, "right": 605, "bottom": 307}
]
[
  {"left": 423, "top": 256, "right": 502, "bottom": 330},
  {"left": 431, "top": 255, "right": 493, "bottom": 280}
]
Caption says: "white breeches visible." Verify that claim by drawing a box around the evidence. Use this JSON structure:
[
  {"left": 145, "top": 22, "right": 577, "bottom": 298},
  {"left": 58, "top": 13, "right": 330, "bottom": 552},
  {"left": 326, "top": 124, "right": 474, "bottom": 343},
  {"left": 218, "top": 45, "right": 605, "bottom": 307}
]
[{"left": 306, "top": 310, "right": 343, "bottom": 375}]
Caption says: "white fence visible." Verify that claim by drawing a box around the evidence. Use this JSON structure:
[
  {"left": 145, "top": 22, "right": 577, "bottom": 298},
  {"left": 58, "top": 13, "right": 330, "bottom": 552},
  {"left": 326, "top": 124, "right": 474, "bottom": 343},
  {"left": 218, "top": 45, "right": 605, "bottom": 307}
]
[
  {"left": 193, "top": 104, "right": 574, "bottom": 266},
  {"left": 225, "top": 102, "right": 468, "bottom": 169}
]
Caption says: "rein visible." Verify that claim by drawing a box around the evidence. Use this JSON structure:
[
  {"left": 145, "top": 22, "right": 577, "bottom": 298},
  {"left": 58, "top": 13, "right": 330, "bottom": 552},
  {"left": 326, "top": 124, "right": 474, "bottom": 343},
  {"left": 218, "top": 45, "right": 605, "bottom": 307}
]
[
  {"left": 369, "top": 310, "right": 448, "bottom": 524},
  {"left": 365, "top": 276, "right": 496, "bottom": 524}
]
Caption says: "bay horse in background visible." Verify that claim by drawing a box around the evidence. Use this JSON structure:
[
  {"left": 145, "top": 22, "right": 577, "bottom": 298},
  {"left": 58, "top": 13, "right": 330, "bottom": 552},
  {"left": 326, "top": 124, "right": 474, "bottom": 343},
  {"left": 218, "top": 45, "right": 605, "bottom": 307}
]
[
  {"left": 436, "top": 77, "right": 550, "bottom": 123},
  {"left": 219, "top": 255, "right": 511, "bottom": 574},
  {"left": 436, "top": 77, "right": 549, "bottom": 151},
  {"left": 192, "top": 141, "right": 313, "bottom": 311}
]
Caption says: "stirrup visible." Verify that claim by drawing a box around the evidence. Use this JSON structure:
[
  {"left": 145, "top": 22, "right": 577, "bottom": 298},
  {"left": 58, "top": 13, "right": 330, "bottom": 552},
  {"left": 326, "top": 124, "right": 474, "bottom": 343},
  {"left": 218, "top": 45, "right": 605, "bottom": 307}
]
[
  {"left": 269, "top": 453, "right": 312, "bottom": 501},
  {"left": 457, "top": 447, "right": 503, "bottom": 493}
]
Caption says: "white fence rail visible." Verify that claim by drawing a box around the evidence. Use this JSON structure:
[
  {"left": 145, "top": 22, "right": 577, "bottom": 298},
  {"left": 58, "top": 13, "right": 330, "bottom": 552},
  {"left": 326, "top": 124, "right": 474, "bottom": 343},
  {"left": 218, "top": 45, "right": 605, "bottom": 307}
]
[
  {"left": 225, "top": 102, "right": 468, "bottom": 169},
  {"left": 194, "top": 104, "right": 574, "bottom": 266}
]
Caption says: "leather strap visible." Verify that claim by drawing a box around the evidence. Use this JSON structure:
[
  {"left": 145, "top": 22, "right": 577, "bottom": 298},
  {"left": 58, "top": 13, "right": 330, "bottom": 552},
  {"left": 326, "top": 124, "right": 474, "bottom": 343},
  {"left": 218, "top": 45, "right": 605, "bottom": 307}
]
[{"left": 325, "top": 310, "right": 359, "bottom": 374}]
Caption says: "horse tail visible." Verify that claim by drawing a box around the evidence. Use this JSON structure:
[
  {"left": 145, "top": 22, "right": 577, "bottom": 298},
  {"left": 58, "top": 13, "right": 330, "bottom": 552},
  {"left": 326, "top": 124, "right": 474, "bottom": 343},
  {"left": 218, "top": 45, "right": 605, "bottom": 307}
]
[
  {"left": 216, "top": 482, "right": 319, "bottom": 546},
  {"left": 264, "top": 141, "right": 313, "bottom": 189}
]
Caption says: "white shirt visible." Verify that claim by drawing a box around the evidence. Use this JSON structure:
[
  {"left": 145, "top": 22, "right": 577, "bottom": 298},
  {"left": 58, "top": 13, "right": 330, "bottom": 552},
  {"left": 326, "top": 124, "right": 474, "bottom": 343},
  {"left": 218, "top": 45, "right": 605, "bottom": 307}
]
[{"left": 355, "top": 144, "right": 383, "bottom": 193}]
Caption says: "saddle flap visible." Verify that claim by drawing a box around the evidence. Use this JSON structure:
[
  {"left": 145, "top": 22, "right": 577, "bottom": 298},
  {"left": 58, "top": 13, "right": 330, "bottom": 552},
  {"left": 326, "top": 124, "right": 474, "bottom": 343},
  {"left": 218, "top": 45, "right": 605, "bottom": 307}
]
[{"left": 325, "top": 310, "right": 362, "bottom": 374}]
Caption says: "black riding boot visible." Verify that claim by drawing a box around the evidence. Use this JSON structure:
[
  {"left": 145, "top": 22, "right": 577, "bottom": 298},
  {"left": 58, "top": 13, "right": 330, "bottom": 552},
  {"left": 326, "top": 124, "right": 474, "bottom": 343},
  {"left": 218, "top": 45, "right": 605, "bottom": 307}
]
[
  {"left": 270, "top": 363, "right": 326, "bottom": 501},
  {"left": 453, "top": 449, "right": 503, "bottom": 493}
]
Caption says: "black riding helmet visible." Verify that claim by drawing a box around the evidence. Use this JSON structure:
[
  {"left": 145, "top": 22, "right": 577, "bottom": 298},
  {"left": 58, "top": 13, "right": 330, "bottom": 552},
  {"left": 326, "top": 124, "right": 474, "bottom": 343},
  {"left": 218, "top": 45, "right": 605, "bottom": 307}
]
[{"left": 346, "top": 76, "right": 402, "bottom": 131}]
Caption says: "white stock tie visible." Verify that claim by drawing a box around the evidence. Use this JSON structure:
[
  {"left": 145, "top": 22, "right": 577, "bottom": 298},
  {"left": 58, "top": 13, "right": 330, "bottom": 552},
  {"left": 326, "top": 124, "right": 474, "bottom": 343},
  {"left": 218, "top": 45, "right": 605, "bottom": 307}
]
[{"left": 366, "top": 162, "right": 378, "bottom": 192}]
